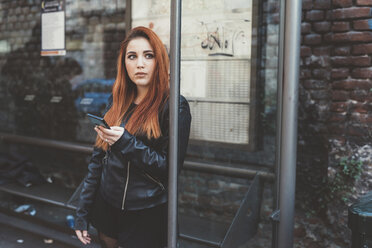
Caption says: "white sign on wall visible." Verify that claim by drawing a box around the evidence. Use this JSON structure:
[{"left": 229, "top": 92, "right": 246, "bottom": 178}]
[{"left": 41, "top": 0, "right": 66, "bottom": 56}]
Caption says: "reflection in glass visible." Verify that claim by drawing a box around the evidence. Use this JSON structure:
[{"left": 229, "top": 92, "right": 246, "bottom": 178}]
[
  {"left": 0, "top": 0, "right": 281, "bottom": 246},
  {"left": 0, "top": 1, "right": 126, "bottom": 144},
  {"left": 0, "top": 0, "right": 126, "bottom": 212}
]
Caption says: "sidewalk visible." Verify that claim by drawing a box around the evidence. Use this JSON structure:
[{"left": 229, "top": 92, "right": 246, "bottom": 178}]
[
  {"left": 0, "top": 222, "right": 70, "bottom": 248},
  {"left": 0, "top": 212, "right": 100, "bottom": 248}
]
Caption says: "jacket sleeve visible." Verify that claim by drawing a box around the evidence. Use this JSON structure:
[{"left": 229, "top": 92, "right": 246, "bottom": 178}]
[
  {"left": 111, "top": 96, "right": 191, "bottom": 179},
  {"left": 74, "top": 95, "right": 112, "bottom": 231},
  {"left": 75, "top": 147, "right": 105, "bottom": 231}
]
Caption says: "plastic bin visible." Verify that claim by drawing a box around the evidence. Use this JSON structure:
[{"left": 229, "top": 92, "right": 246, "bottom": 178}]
[{"left": 348, "top": 192, "right": 372, "bottom": 248}]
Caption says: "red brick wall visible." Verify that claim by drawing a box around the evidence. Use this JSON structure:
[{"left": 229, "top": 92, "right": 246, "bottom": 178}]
[
  {"left": 297, "top": 1, "right": 372, "bottom": 245},
  {"left": 298, "top": 0, "right": 372, "bottom": 216},
  {"left": 301, "top": 0, "right": 372, "bottom": 145}
]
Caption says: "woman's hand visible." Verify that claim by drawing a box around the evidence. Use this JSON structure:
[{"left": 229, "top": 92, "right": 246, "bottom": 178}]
[
  {"left": 95, "top": 126, "right": 125, "bottom": 146},
  {"left": 75, "top": 230, "right": 91, "bottom": 244}
]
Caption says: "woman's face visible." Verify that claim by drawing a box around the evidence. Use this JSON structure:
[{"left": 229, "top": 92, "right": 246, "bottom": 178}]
[{"left": 125, "top": 37, "right": 156, "bottom": 91}]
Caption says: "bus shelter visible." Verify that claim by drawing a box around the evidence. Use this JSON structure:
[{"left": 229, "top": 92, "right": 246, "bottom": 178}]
[{"left": 0, "top": 0, "right": 301, "bottom": 247}]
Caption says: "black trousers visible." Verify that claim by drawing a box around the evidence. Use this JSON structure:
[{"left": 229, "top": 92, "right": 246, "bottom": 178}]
[{"left": 90, "top": 192, "right": 167, "bottom": 248}]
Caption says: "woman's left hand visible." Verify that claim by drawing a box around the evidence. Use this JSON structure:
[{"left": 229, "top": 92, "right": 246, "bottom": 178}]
[{"left": 95, "top": 126, "right": 124, "bottom": 146}]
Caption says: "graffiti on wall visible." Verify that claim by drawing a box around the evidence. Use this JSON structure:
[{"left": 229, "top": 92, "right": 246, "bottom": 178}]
[
  {"left": 132, "top": 0, "right": 252, "bottom": 59},
  {"left": 199, "top": 20, "right": 250, "bottom": 57}
]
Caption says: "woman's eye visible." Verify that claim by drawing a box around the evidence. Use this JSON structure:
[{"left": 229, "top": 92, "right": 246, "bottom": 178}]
[
  {"left": 127, "top": 55, "right": 136, "bottom": 60},
  {"left": 145, "top": 53, "right": 154, "bottom": 59}
]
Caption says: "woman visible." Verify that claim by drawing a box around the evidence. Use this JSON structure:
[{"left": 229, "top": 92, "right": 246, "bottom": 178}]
[{"left": 74, "top": 26, "right": 191, "bottom": 248}]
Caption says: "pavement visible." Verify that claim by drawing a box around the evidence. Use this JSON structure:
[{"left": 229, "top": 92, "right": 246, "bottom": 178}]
[
  {"left": 0, "top": 191, "right": 253, "bottom": 248},
  {"left": 0, "top": 212, "right": 100, "bottom": 248},
  {"left": 0, "top": 223, "right": 71, "bottom": 248},
  {"left": 0, "top": 210, "right": 225, "bottom": 248}
]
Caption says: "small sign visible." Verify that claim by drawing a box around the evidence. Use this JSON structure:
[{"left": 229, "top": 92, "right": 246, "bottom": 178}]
[{"left": 41, "top": 0, "right": 66, "bottom": 56}]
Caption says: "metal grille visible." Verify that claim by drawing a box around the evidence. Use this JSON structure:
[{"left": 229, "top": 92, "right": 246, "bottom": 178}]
[
  {"left": 189, "top": 101, "right": 249, "bottom": 144},
  {"left": 184, "top": 59, "right": 251, "bottom": 144},
  {"left": 206, "top": 59, "right": 251, "bottom": 100}
]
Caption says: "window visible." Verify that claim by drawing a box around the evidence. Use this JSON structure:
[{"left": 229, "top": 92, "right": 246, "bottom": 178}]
[{"left": 132, "top": 0, "right": 260, "bottom": 151}]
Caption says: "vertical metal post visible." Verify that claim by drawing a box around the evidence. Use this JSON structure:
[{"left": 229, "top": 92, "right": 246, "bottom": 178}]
[
  {"left": 277, "top": 0, "right": 302, "bottom": 247},
  {"left": 125, "top": 0, "right": 132, "bottom": 35},
  {"left": 168, "top": 0, "right": 182, "bottom": 247},
  {"left": 272, "top": 0, "right": 285, "bottom": 245}
]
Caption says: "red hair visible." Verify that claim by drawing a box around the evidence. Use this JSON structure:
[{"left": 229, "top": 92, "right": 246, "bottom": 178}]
[{"left": 95, "top": 26, "right": 169, "bottom": 150}]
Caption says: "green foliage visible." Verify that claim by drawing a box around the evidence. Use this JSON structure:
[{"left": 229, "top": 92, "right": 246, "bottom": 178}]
[
  {"left": 300, "top": 156, "right": 363, "bottom": 216},
  {"left": 324, "top": 157, "right": 363, "bottom": 204}
]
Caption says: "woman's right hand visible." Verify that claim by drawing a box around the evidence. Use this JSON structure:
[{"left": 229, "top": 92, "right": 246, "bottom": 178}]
[{"left": 75, "top": 230, "right": 91, "bottom": 244}]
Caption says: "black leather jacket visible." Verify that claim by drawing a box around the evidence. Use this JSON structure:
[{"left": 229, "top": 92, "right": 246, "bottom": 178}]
[{"left": 75, "top": 95, "right": 191, "bottom": 230}]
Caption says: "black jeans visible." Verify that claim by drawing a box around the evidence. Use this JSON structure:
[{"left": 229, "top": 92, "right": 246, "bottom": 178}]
[{"left": 90, "top": 192, "right": 167, "bottom": 248}]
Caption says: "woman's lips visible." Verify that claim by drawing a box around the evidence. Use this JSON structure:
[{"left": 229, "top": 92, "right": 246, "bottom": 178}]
[{"left": 135, "top": 72, "right": 147, "bottom": 76}]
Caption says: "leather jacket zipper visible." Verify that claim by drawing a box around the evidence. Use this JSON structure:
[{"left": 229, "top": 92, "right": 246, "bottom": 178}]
[
  {"left": 144, "top": 171, "right": 165, "bottom": 191},
  {"left": 121, "top": 161, "right": 130, "bottom": 210},
  {"left": 103, "top": 148, "right": 110, "bottom": 164}
]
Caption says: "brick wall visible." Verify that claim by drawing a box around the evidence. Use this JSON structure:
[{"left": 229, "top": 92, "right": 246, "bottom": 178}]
[
  {"left": 298, "top": 0, "right": 372, "bottom": 244},
  {"left": 298, "top": 0, "right": 332, "bottom": 211},
  {"left": 326, "top": 2, "right": 372, "bottom": 143}
]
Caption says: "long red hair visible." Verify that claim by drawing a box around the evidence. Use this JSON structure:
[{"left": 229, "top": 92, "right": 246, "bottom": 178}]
[{"left": 95, "top": 26, "right": 169, "bottom": 150}]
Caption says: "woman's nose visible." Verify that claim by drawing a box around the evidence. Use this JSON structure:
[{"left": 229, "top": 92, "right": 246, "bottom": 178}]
[{"left": 137, "top": 56, "right": 144, "bottom": 68}]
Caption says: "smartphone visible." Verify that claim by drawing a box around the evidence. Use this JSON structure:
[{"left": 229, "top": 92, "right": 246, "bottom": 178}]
[{"left": 87, "top": 113, "right": 111, "bottom": 129}]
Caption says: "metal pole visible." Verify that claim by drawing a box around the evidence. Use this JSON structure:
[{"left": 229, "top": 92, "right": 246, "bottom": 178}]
[
  {"left": 168, "top": 0, "right": 182, "bottom": 247},
  {"left": 184, "top": 161, "right": 275, "bottom": 181},
  {"left": 277, "top": 0, "right": 302, "bottom": 246},
  {"left": 125, "top": 0, "right": 132, "bottom": 34},
  {"left": 272, "top": 0, "right": 286, "bottom": 246},
  {"left": 0, "top": 133, "right": 92, "bottom": 154}
]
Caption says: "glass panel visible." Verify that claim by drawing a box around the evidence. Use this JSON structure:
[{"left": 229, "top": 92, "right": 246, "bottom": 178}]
[
  {"left": 0, "top": 0, "right": 281, "bottom": 246},
  {"left": 0, "top": 0, "right": 126, "bottom": 143},
  {"left": 0, "top": 0, "right": 126, "bottom": 235},
  {"left": 133, "top": 0, "right": 256, "bottom": 149},
  {"left": 132, "top": 0, "right": 280, "bottom": 247}
]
